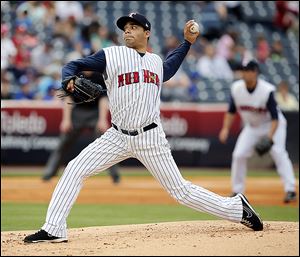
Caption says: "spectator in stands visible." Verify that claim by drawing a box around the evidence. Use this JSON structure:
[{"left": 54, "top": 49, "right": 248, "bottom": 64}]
[
  {"left": 1, "top": 23, "right": 17, "bottom": 71},
  {"left": 228, "top": 44, "right": 254, "bottom": 72},
  {"left": 216, "top": 28, "right": 239, "bottom": 76},
  {"left": 270, "top": 39, "right": 284, "bottom": 63},
  {"left": 162, "top": 35, "right": 180, "bottom": 58},
  {"left": 196, "top": 43, "right": 234, "bottom": 80},
  {"left": 255, "top": 34, "right": 270, "bottom": 63},
  {"left": 54, "top": 1, "right": 84, "bottom": 23},
  {"left": 30, "top": 41, "right": 56, "bottom": 74},
  {"left": 82, "top": 2, "right": 99, "bottom": 26},
  {"left": 216, "top": 28, "right": 238, "bottom": 61},
  {"left": 52, "top": 16, "right": 80, "bottom": 52},
  {"left": 42, "top": 84, "right": 61, "bottom": 101},
  {"left": 273, "top": 1, "right": 299, "bottom": 33},
  {"left": 14, "top": 3, "right": 33, "bottom": 32},
  {"left": 15, "top": 1, "right": 51, "bottom": 32},
  {"left": 1, "top": 71, "right": 14, "bottom": 100},
  {"left": 108, "top": 31, "right": 121, "bottom": 46},
  {"left": 161, "top": 35, "right": 195, "bottom": 102},
  {"left": 35, "top": 67, "right": 61, "bottom": 100},
  {"left": 161, "top": 67, "right": 192, "bottom": 102},
  {"left": 275, "top": 81, "right": 299, "bottom": 111},
  {"left": 14, "top": 75, "right": 36, "bottom": 100},
  {"left": 222, "top": 1, "right": 243, "bottom": 21},
  {"left": 198, "top": 1, "right": 228, "bottom": 40},
  {"left": 77, "top": 21, "right": 94, "bottom": 56},
  {"left": 10, "top": 24, "right": 36, "bottom": 81},
  {"left": 90, "top": 24, "right": 115, "bottom": 52}
]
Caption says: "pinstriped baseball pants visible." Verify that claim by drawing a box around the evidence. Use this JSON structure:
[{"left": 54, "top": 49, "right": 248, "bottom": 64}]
[{"left": 42, "top": 125, "right": 243, "bottom": 238}]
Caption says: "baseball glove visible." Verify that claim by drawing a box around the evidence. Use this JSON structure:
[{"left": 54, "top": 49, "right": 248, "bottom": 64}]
[
  {"left": 58, "top": 75, "right": 107, "bottom": 104},
  {"left": 255, "top": 137, "right": 273, "bottom": 156}
]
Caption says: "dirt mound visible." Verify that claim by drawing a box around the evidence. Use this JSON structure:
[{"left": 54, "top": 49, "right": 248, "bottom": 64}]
[{"left": 1, "top": 221, "right": 298, "bottom": 256}]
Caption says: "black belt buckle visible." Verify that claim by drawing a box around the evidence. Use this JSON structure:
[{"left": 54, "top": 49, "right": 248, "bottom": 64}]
[{"left": 122, "top": 129, "right": 138, "bottom": 136}]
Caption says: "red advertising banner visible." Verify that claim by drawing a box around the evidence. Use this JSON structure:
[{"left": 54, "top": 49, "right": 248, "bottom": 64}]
[
  {"left": 1, "top": 101, "right": 241, "bottom": 136},
  {"left": 160, "top": 103, "right": 241, "bottom": 137},
  {"left": 1, "top": 100, "right": 242, "bottom": 166}
]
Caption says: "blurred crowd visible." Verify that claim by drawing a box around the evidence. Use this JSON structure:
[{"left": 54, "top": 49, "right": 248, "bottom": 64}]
[
  {"left": 1, "top": 1, "right": 120, "bottom": 102},
  {"left": 1, "top": 1, "right": 299, "bottom": 111}
]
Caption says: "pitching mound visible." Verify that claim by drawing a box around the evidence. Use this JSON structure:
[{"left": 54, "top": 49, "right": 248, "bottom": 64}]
[{"left": 1, "top": 220, "right": 299, "bottom": 256}]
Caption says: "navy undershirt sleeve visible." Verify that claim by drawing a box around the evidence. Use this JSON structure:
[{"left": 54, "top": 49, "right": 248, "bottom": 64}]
[
  {"left": 228, "top": 94, "right": 237, "bottom": 114},
  {"left": 267, "top": 92, "right": 279, "bottom": 120},
  {"left": 163, "top": 40, "right": 191, "bottom": 82},
  {"left": 62, "top": 50, "right": 106, "bottom": 80}
]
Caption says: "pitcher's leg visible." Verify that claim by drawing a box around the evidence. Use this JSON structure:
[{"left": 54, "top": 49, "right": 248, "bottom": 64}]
[
  {"left": 42, "top": 128, "right": 129, "bottom": 237},
  {"left": 134, "top": 128, "right": 242, "bottom": 222},
  {"left": 93, "top": 130, "right": 121, "bottom": 184}
]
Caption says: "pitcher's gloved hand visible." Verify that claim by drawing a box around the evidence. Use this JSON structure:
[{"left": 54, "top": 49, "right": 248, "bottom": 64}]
[{"left": 59, "top": 75, "right": 106, "bottom": 104}]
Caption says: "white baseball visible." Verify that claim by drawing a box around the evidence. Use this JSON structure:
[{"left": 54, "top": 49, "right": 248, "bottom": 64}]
[{"left": 190, "top": 22, "right": 200, "bottom": 34}]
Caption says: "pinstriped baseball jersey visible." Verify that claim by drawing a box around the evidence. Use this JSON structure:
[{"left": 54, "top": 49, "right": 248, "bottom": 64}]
[
  {"left": 24, "top": 14, "right": 265, "bottom": 244},
  {"left": 103, "top": 46, "right": 163, "bottom": 129},
  {"left": 38, "top": 44, "right": 254, "bottom": 239}
]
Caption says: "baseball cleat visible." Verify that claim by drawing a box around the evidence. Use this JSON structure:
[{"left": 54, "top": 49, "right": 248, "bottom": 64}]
[
  {"left": 238, "top": 193, "right": 263, "bottom": 231},
  {"left": 112, "top": 174, "right": 121, "bottom": 184},
  {"left": 23, "top": 229, "right": 68, "bottom": 243},
  {"left": 42, "top": 175, "right": 53, "bottom": 181},
  {"left": 283, "top": 191, "right": 297, "bottom": 203}
]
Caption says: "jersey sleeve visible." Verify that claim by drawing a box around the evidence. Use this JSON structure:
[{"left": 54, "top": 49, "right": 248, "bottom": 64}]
[
  {"left": 163, "top": 40, "right": 191, "bottom": 82},
  {"left": 228, "top": 94, "right": 237, "bottom": 114},
  {"left": 266, "top": 92, "right": 279, "bottom": 120},
  {"left": 62, "top": 50, "right": 107, "bottom": 80}
]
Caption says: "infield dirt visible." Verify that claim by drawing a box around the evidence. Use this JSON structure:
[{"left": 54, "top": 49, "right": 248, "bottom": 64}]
[
  {"left": 1, "top": 175, "right": 299, "bottom": 256},
  {"left": 1, "top": 221, "right": 299, "bottom": 256}
]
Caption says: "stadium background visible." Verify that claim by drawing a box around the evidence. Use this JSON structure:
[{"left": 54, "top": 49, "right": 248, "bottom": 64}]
[
  {"left": 1, "top": 1, "right": 299, "bottom": 167},
  {"left": 1, "top": 1, "right": 299, "bottom": 255}
]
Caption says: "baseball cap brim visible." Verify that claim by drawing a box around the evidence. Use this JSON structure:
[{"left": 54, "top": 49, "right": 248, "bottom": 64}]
[{"left": 117, "top": 16, "right": 149, "bottom": 31}]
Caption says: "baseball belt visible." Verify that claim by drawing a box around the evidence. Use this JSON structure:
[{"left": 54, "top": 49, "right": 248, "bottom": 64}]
[{"left": 112, "top": 122, "right": 157, "bottom": 136}]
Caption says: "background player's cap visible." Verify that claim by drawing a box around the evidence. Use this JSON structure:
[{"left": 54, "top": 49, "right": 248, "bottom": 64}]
[
  {"left": 117, "top": 13, "right": 151, "bottom": 31},
  {"left": 242, "top": 60, "right": 260, "bottom": 71}
]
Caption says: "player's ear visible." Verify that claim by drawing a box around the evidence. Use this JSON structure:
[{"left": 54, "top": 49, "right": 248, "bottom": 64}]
[{"left": 145, "top": 30, "right": 150, "bottom": 40}]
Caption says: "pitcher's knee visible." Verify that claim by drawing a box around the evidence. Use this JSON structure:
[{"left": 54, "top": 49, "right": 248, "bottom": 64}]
[
  {"left": 167, "top": 183, "right": 192, "bottom": 205},
  {"left": 64, "top": 159, "right": 89, "bottom": 179}
]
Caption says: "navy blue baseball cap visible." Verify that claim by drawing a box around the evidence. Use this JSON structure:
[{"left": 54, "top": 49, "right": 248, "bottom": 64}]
[
  {"left": 117, "top": 12, "right": 151, "bottom": 31},
  {"left": 242, "top": 60, "right": 260, "bottom": 71}
]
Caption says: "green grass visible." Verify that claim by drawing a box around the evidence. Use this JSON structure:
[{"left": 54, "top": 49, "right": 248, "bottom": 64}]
[
  {"left": 1, "top": 202, "right": 298, "bottom": 232},
  {"left": 2, "top": 167, "right": 299, "bottom": 231},
  {"left": 1, "top": 167, "right": 298, "bottom": 178}
]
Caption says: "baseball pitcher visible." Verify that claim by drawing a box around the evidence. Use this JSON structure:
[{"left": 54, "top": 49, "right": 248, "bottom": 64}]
[{"left": 24, "top": 13, "right": 263, "bottom": 244}]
